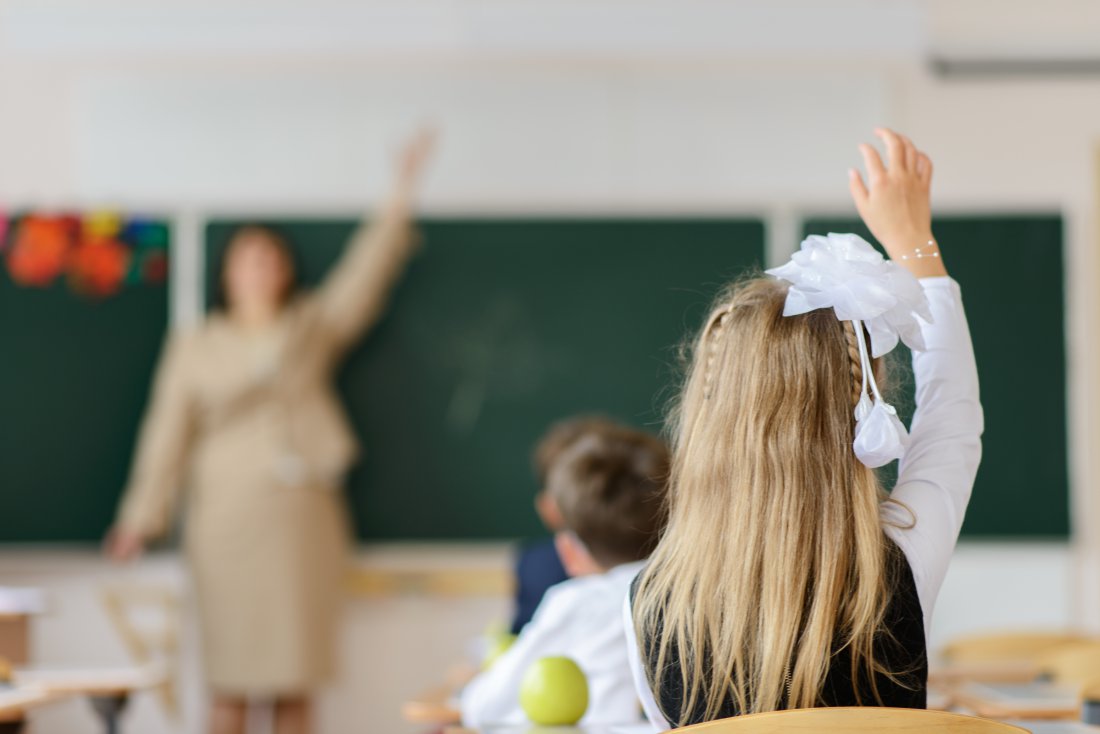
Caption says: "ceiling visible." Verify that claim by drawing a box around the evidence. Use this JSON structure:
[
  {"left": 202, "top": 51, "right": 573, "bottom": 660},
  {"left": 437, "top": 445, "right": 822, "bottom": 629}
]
[{"left": 1, "top": 0, "right": 1095, "bottom": 66}]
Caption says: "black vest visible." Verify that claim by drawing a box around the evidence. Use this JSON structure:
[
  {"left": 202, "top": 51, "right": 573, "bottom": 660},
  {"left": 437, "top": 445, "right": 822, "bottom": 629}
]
[{"left": 630, "top": 543, "right": 927, "bottom": 727}]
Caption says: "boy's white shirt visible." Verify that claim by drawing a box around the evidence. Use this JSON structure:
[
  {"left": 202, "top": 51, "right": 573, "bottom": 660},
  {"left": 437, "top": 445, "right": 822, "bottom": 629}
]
[
  {"left": 624, "top": 277, "right": 983, "bottom": 731},
  {"left": 461, "top": 559, "right": 647, "bottom": 728}
]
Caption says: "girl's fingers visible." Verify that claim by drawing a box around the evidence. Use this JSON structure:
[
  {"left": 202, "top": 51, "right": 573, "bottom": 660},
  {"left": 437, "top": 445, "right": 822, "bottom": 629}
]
[
  {"left": 848, "top": 168, "right": 869, "bottom": 208},
  {"left": 859, "top": 143, "right": 886, "bottom": 183},
  {"left": 901, "top": 134, "right": 918, "bottom": 172},
  {"left": 916, "top": 152, "right": 933, "bottom": 187},
  {"left": 874, "top": 128, "right": 907, "bottom": 172}
]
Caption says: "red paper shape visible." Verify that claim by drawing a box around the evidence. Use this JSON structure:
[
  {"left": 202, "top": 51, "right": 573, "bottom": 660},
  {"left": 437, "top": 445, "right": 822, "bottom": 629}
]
[
  {"left": 140, "top": 249, "right": 169, "bottom": 283},
  {"left": 6, "top": 216, "right": 72, "bottom": 287},
  {"left": 68, "top": 237, "right": 131, "bottom": 297}
]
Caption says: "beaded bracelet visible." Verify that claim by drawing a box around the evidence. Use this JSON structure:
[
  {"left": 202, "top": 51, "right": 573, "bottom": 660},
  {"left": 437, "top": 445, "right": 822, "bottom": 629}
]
[{"left": 899, "top": 240, "right": 940, "bottom": 261}]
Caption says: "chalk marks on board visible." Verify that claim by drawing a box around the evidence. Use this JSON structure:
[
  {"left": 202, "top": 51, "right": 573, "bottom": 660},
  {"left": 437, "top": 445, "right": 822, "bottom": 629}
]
[{"left": 444, "top": 293, "right": 572, "bottom": 434}]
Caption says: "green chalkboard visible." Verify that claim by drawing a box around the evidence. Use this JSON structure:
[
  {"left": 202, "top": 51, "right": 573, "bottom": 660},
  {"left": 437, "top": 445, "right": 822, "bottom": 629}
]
[
  {"left": 801, "top": 215, "right": 1067, "bottom": 538},
  {"left": 0, "top": 232, "right": 170, "bottom": 542},
  {"left": 206, "top": 218, "right": 765, "bottom": 541}
]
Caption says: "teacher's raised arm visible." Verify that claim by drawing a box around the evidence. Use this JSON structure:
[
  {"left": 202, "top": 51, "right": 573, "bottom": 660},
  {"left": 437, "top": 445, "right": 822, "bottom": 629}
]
[{"left": 309, "top": 127, "right": 436, "bottom": 352}]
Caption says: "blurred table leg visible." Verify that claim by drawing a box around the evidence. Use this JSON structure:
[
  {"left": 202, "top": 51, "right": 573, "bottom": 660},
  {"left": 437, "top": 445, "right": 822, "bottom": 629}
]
[{"left": 89, "top": 694, "right": 128, "bottom": 734}]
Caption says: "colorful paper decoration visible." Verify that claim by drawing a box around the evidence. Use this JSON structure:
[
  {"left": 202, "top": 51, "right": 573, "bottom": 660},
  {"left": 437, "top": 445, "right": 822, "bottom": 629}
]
[
  {"left": 82, "top": 210, "right": 123, "bottom": 240},
  {"left": 136, "top": 248, "right": 169, "bottom": 285},
  {"left": 69, "top": 237, "right": 131, "bottom": 297},
  {"left": 3, "top": 211, "right": 169, "bottom": 298},
  {"left": 123, "top": 219, "right": 171, "bottom": 286},
  {"left": 7, "top": 215, "right": 72, "bottom": 287},
  {"left": 125, "top": 219, "right": 169, "bottom": 249}
]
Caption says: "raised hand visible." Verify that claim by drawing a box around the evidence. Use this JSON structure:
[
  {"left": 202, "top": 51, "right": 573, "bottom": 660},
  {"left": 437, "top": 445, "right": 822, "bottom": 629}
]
[
  {"left": 848, "top": 128, "right": 947, "bottom": 278},
  {"left": 393, "top": 127, "right": 437, "bottom": 198}
]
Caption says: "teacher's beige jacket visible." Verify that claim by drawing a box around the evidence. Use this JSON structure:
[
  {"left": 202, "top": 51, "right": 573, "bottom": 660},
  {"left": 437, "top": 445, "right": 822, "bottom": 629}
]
[{"left": 116, "top": 211, "right": 413, "bottom": 694}]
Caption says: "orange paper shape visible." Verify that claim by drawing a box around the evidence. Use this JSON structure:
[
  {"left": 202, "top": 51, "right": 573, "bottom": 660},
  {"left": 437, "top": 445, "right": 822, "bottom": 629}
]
[
  {"left": 69, "top": 237, "right": 131, "bottom": 297},
  {"left": 6, "top": 216, "right": 72, "bottom": 287}
]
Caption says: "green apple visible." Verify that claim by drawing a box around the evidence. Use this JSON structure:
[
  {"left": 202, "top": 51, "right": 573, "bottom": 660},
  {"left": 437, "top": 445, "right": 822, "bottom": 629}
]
[
  {"left": 482, "top": 632, "right": 517, "bottom": 670},
  {"left": 519, "top": 656, "right": 589, "bottom": 726}
]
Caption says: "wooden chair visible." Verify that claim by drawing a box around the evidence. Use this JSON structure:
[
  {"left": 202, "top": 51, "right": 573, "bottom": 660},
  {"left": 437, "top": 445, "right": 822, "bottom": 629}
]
[
  {"left": 941, "top": 631, "right": 1092, "bottom": 664},
  {"left": 672, "top": 707, "right": 1029, "bottom": 732},
  {"left": 1038, "top": 642, "right": 1100, "bottom": 685},
  {"left": 100, "top": 585, "right": 181, "bottom": 717},
  {"left": 932, "top": 631, "right": 1095, "bottom": 685}
]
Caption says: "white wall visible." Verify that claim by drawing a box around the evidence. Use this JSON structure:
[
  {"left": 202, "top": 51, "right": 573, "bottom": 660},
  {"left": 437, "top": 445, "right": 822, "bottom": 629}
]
[{"left": 1, "top": 2, "right": 1099, "bottom": 732}]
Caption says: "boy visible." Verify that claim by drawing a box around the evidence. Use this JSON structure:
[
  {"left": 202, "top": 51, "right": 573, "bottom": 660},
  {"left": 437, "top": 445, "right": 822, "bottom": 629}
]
[
  {"left": 512, "top": 416, "right": 622, "bottom": 634},
  {"left": 462, "top": 425, "right": 669, "bottom": 727}
]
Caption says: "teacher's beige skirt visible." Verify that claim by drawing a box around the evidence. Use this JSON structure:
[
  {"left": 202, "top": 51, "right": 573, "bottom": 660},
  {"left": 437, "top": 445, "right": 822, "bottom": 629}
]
[{"left": 185, "top": 482, "right": 350, "bottom": 696}]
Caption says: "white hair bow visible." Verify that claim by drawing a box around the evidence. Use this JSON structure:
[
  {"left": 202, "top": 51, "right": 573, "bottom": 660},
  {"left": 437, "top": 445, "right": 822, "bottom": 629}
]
[{"left": 766, "top": 233, "right": 933, "bottom": 468}]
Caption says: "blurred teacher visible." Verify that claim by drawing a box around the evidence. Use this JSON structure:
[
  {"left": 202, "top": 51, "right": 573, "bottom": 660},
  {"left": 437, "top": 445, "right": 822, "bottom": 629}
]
[{"left": 105, "top": 130, "right": 435, "bottom": 734}]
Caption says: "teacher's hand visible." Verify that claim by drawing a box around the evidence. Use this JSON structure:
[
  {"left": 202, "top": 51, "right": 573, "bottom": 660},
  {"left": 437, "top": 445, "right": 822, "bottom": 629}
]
[
  {"left": 393, "top": 127, "right": 437, "bottom": 199},
  {"left": 104, "top": 526, "right": 146, "bottom": 563}
]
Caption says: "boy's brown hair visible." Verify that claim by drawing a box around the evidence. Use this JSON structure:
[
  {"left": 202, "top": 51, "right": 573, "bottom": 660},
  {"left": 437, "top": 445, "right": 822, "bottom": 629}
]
[
  {"left": 546, "top": 427, "right": 670, "bottom": 569},
  {"left": 532, "top": 415, "right": 624, "bottom": 485}
]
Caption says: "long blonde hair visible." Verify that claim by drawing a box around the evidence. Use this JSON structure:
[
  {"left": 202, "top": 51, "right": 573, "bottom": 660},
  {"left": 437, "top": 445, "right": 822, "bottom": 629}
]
[{"left": 633, "top": 276, "right": 902, "bottom": 724}]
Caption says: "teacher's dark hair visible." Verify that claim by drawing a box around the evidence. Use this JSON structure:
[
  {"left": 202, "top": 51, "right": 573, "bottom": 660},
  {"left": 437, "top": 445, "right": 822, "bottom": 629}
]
[{"left": 212, "top": 224, "right": 302, "bottom": 311}]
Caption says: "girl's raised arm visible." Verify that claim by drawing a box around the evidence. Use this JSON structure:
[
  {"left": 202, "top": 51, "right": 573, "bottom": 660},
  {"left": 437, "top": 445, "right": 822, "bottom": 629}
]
[{"left": 851, "top": 129, "right": 982, "bottom": 629}]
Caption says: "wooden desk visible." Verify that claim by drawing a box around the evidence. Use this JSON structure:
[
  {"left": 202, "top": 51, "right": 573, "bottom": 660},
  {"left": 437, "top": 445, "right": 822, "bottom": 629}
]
[
  {"left": 448, "top": 721, "right": 1100, "bottom": 734},
  {"left": 403, "top": 682, "right": 462, "bottom": 726},
  {"left": 433, "top": 684, "right": 953, "bottom": 728},
  {"left": 445, "top": 726, "right": 654, "bottom": 734},
  {"left": 14, "top": 666, "right": 167, "bottom": 734},
  {"left": 1008, "top": 723, "right": 1100, "bottom": 734},
  {"left": 403, "top": 663, "right": 478, "bottom": 725},
  {"left": 14, "top": 665, "right": 165, "bottom": 697},
  {"left": 930, "top": 660, "right": 1042, "bottom": 686},
  {"left": 0, "top": 618, "right": 29, "bottom": 670},
  {"left": 0, "top": 686, "right": 68, "bottom": 733},
  {"left": 926, "top": 685, "right": 955, "bottom": 711},
  {"left": 954, "top": 682, "right": 1082, "bottom": 720},
  {"left": 0, "top": 588, "right": 46, "bottom": 668}
]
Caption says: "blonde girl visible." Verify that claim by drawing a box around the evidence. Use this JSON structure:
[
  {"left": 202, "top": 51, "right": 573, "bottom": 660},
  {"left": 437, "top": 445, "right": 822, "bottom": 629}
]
[{"left": 627, "top": 128, "right": 981, "bottom": 728}]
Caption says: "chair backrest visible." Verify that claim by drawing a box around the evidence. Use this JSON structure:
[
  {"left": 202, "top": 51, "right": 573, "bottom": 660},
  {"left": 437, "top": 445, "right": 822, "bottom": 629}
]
[
  {"left": 1038, "top": 642, "right": 1100, "bottom": 685},
  {"left": 101, "top": 585, "right": 182, "bottom": 717},
  {"left": 941, "top": 631, "right": 1093, "bottom": 664},
  {"left": 671, "top": 707, "right": 1030, "bottom": 733},
  {"left": 1082, "top": 678, "right": 1100, "bottom": 701}
]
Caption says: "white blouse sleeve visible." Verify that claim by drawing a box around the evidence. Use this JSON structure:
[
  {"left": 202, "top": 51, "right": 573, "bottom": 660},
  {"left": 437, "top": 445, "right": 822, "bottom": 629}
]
[
  {"left": 623, "top": 593, "right": 669, "bottom": 732},
  {"left": 881, "top": 276, "right": 983, "bottom": 636},
  {"left": 461, "top": 586, "right": 574, "bottom": 727}
]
